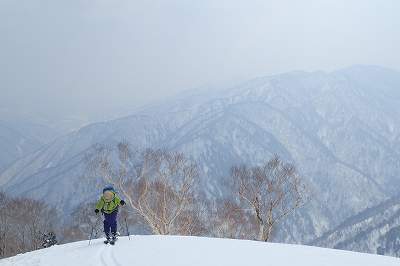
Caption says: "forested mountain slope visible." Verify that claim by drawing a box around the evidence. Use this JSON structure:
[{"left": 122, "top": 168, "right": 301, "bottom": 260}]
[{"left": 1, "top": 65, "right": 400, "bottom": 245}]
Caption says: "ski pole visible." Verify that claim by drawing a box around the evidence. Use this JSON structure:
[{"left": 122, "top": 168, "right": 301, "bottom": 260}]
[
  {"left": 88, "top": 224, "right": 95, "bottom": 246},
  {"left": 124, "top": 217, "right": 131, "bottom": 240},
  {"left": 89, "top": 216, "right": 102, "bottom": 246}
]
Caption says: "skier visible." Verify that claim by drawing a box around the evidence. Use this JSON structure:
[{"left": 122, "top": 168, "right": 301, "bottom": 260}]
[{"left": 95, "top": 185, "right": 126, "bottom": 245}]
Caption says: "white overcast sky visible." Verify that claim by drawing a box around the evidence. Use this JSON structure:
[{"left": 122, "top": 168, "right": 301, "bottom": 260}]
[{"left": 1, "top": 0, "right": 399, "bottom": 120}]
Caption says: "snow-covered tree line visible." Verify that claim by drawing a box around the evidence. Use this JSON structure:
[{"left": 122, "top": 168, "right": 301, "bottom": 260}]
[{"left": 84, "top": 141, "right": 308, "bottom": 242}]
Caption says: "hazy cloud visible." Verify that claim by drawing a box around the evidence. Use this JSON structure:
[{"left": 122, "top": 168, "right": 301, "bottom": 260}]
[{"left": 1, "top": 0, "right": 399, "bottom": 119}]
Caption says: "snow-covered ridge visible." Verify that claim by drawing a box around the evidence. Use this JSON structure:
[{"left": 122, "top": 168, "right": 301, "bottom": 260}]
[
  {"left": 312, "top": 194, "right": 400, "bottom": 256},
  {"left": 1, "top": 236, "right": 399, "bottom": 266}
]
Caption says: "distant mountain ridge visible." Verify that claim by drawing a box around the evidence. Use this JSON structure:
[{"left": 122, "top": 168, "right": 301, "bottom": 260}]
[
  {"left": 0, "top": 119, "right": 60, "bottom": 172},
  {"left": 1, "top": 65, "right": 400, "bottom": 249},
  {"left": 311, "top": 194, "right": 400, "bottom": 257}
]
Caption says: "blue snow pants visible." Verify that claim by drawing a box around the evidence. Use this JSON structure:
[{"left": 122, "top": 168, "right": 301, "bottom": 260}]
[{"left": 103, "top": 210, "right": 118, "bottom": 237}]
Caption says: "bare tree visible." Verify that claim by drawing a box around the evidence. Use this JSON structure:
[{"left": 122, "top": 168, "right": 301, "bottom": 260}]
[
  {"left": 86, "top": 142, "right": 200, "bottom": 235},
  {"left": 208, "top": 199, "right": 251, "bottom": 239},
  {"left": 0, "top": 191, "right": 10, "bottom": 258},
  {"left": 0, "top": 193, "right": 58, "bottom": 258},
  {"left": 173, "top": 202, "right": 206, "bottom": 236},
  {"left": 8, "top": 198, "right": 57, "bottom": 252},
  {"left": 232, "top": 156, "right": 308, "bottom": 242}
]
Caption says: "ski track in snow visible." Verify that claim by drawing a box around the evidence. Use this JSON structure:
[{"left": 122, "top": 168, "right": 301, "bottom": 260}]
[
  {"left": 111, "top": 248, "right": 123, "bottom": 266},
  {"left": 99, "top": 245, "right": 108, "bottom": 266},
  {"left": 100, "top": 244, "right": 122, "bottom": 266}
]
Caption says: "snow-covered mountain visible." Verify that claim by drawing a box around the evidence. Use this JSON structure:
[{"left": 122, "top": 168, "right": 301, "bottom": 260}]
[
  {"left": 1, "top": 236, "right": 399, "bottom": 266},
  {"left": 0, "top": 119, "right": 60, "bottom": 172},
  {"left": 311, "top": 194, "right": 400, "bottom": 257},
  {"left": 1, "top": 65, "right": 400, "bottom": 246}
]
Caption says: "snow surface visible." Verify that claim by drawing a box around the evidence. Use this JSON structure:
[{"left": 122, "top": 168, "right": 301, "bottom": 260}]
[{"left": 1, "top": 236, "right": 399, "bottom": 266}]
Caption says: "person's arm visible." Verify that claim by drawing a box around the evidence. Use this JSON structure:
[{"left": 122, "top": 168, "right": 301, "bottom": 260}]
[
  {"left": 95, "top": 197, "right": 104, "bottom": 212},
  {"left": 114, "top": 195, "right": 125, "bottom": 206}
]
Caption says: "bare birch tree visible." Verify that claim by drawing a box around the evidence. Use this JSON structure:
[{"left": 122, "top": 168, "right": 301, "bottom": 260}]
[
  {"left": 232, "top": 155, "right": 308, "bottom": 242},
  {"left": 86, "top": 142, "right": 201, "bottom": 235}
]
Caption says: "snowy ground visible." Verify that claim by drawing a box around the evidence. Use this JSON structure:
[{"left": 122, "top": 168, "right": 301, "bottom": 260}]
[{"left": 1, "top": 236, "right": 399, "bottom": 266}]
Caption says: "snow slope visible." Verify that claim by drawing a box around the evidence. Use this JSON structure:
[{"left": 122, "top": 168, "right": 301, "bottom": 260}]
[{"left": 1, "top": 236, "right": 399, "bottom": 266}]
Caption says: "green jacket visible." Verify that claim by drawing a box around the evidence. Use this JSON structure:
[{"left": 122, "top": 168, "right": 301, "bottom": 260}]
[{"left": 95, "top": 192, "right": 122, "bottom": 214}]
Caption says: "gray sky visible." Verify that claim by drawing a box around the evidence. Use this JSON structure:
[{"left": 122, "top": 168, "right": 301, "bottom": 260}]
[{"left": 1, "top": 0, "right": 400, "bottom": 121}]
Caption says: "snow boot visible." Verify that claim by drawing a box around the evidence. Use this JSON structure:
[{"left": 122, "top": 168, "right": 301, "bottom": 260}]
[
  {"left": 104, "top": 236, "right": 111, "bottom": 244},
  {"left": 109, "top": 233, "right": 117, "bottom": 245}
]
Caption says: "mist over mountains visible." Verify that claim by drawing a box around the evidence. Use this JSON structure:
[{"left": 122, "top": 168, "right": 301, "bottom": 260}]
[
  {"left": 1, "top": 65, "right": 400, "bottom": 256},
  {"left": 0, "top": 118, "right": 60, "bottom": 172}
]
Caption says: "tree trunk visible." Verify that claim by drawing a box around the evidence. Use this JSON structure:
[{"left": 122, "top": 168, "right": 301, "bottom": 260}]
[
  {"left": 258, "top": 223, "right": 264, "bottom": 241},
  {"left": 264, "top": 224, "right": 273, "bottom": 242}
]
